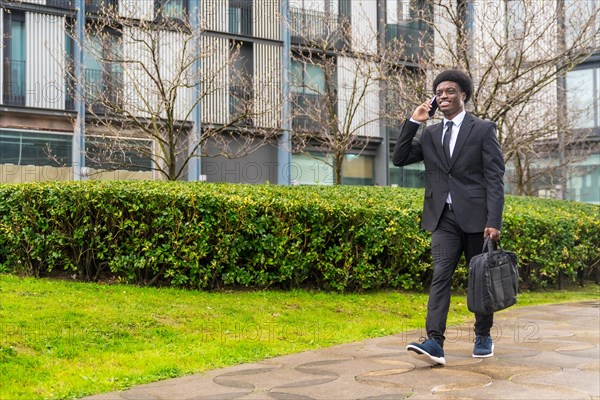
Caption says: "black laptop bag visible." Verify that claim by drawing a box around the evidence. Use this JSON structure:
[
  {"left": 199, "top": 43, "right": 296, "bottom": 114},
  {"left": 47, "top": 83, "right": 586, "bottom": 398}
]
[{"left": 467, "top": 238, "right": 519, "bottom": 315}]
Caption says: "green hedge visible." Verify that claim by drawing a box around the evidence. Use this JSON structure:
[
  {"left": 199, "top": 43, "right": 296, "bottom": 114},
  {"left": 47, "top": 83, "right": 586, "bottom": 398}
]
[{"left": 0, "top": 181, "right": 598, "bottom": 291}]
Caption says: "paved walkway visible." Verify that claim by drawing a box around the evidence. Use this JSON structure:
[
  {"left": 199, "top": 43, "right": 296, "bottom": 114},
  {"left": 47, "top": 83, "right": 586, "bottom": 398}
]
[{"left": 87, "top": 301, "right": 600, "bottom": 400}]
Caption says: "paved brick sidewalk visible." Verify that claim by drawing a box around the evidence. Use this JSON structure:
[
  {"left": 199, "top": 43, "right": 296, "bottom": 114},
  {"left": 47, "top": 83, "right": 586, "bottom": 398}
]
[{"left": 86, "top": 301, "right": 600, "bottom": 400}]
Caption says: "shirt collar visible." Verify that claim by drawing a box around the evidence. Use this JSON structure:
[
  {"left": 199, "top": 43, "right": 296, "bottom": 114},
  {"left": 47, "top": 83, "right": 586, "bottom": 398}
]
[{"left": 443, "top": 110, "right": 466, "bottom": 128}]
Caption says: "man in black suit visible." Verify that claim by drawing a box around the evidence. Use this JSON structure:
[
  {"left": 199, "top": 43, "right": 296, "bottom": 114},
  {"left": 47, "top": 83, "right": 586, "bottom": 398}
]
[{"left": 393, "top": 70, "right": 505, "bottom": 366}]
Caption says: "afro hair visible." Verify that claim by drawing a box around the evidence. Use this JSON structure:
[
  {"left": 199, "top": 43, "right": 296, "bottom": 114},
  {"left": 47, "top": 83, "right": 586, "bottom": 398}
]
[{"left": 433, "top": 70, "right": 473, "bottom": 103}]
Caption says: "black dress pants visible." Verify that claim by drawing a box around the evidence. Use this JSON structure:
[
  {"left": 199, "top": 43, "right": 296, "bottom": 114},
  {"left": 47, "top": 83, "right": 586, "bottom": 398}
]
[{"left": 426, "top": 205, "right": 494, "bottom": 347}]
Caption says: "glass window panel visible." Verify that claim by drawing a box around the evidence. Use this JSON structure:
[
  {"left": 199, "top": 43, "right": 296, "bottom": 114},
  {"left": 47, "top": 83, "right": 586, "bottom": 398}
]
[
  {"left": 342, "top": 154, "right": 371, "bottom": 177},
  {"left": 564, "top": 0, "right": 598, "bottom": 48},
  {"left": 229, "top": 0, "right": 252, "bottom": 35},
  {"left": 304, "top": 64, "right": 325, "bottom": 94},
  {"left": 3, "top": 14, "right": 26, "bottom": 105},
  {"left": 566, "top": 68, "right": 595, "bottom": 129},
  {"left": 597, "top": 68, "right": 600, "bottom": 128},
  {"left": 465, "top": 0, "right": 475, "bottom": 31},
  {"left": 229, "top": 7, "right": 241, "bottom": 34},
  {"left": 86, "top": 137, "right": 153, "bottom": 171},
  {"left": 507, "top": 0, "right": 525, "bottom": 38},
  {"left": 0, "top": 131, "right": 72, "bottom": 167},
  {"left": 389, "top": 160, "right": 425, "bottom": 188},
  {"left": 292, "top": 153, "right": 334, "bottom": 185},
  {"left": 163, "top": 0, "right": 186, "bottom": 19},
  {"left": 11, "top": 20, "right": 26, "bottom": 61},
  {"left": 290, "top": 61, "right": 325, "bottom": 94},
  {"left": 387, "top": 0, "right": 398, "bottom": 24},
  {"left": 84, "top": 34, "right": 103, "bottom": 71},
  {"left": 291, "top": 61, "right": 304, "bottom": 93},
  {"left": 84, "top": 35, "right": 104, "bottom": 103},
  {"left": 341, "top": 154, "right": 374, "bottom": 185},
  {"left": 567, "top": 153, "right": 600, "bottom": 203},
  {"left": 388, "top": 0, "right": 429, "bottom": 24},
  {"left": 65, "top": 32, "right": 73, "bottom": 59}
]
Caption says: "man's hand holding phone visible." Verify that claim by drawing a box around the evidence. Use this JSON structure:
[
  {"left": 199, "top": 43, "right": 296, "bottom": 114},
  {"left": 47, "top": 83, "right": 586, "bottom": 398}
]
[{"left": 411, "top": 97, "right": 438, "bottom": 122}]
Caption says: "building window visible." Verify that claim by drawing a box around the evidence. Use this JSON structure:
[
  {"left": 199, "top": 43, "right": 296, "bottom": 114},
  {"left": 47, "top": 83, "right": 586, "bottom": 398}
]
[
  {"left": 291, "top": 153, "right": 374, "bottom": 185},
  {"left": 564, "top": 0, "right": 599, "bottom": 49},
  {"left": 391, "top": 0, "right": 412, "bottom": 22},
  {"left": 83, "top": 29, "right": 123, "bottom": 113},
  {"left": 458, "top": 0, "right": 475, "bottom": 31},
  {"left": 387, "top": 0, "right": 432, "bottom": 23},
  {"left": 0, "top": 130, "right": 72, "bottom": 167},
  {"left": 2, "top": 10, "right": 26, "bottom": 106},
  {"left": 506, "top": 0, "right": 525, "bottom": 39},
  {"left": 385, "top": 0, "right": 433, "bottom": 60},
  {"left": 341, "top": 154, "right": 374, "bottom": 185},
  {"left": 86, "top": 137, "right": 153, "bottom": 172},
  {"left": 504, "top": 0, "right": 527, "bottom": 61},
  {"left": 390, "top": 161, "right": 425, "bottom": 188},
  {"left": 567, "top": 154, "right": 600, "bottom": 204},
  {"left": 292, "top": 153, "right": 334, "bottom": 185},
  {"left": 291, "top": 60, "right": 326, "bottom": 95},
  {"left": 229, "top": 40, "right": 254, "bottom": 124},
  {"left": 229, "top": 0, "right": 252, "bottom": 36},
  {"left": 65, "top": 26, "right": 76, "bottom": 111},
  {"left": 567, "top": 63, "right": 599, "bottom": 133},
  {"left": 291, "top": 60, "right": 328, "bottom": 130},
  {"left": 155, "top": 0, "right": 187, "bottom": 20}
]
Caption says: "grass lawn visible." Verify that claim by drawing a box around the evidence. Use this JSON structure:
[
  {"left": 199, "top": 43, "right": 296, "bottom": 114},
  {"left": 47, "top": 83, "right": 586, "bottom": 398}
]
[{"left": 0, "top": 274, "right": 598, "bottom": 399}]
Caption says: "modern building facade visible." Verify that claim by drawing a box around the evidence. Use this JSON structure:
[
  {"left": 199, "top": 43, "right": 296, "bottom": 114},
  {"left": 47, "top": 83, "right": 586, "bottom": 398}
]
[{"left": 1, "top": 0, "right": 598, "bottom": 203}]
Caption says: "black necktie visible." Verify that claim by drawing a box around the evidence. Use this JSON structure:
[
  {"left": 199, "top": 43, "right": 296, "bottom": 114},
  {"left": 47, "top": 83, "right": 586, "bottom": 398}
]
[{"left": 443, "top": 121, "right": 453, "bottom": 163}]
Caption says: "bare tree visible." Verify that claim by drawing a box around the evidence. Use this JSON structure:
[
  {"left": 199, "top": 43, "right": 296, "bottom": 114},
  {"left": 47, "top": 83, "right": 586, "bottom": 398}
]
[
  {"left": 387, "top": 0, "right": 599, "bottom": 196},
  {"left": 287, "top": 5, "right": 395, "bottom": 185},
  {"left": 67, "top": 1, "right": 280, "bottom": 180}
]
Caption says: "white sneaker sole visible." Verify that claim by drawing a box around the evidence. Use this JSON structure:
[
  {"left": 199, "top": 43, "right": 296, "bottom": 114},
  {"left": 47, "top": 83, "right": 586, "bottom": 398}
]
[
  {"left": 406, "top": 344, "right": 446, "bottom": 365},
  {"left": 472, "top": 344, "right": 494, "bottom": 358}
]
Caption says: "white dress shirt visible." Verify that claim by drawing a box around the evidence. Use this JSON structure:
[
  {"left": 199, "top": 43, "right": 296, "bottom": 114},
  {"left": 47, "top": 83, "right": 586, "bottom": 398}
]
[
  {"left": 442, "top": 110, "right": 466, "bottom": 158},
  {"left": 442, "top": 111, "right": 466, "bottom": 204}
]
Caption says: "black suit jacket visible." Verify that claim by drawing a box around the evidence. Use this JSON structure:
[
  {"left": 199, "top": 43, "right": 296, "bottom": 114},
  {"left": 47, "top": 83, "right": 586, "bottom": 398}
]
[{"left": 392, "top": 113, "right": 505, "bottom": 233}]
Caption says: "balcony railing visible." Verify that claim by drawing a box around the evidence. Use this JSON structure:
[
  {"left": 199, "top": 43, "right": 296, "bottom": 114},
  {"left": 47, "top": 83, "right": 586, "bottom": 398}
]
[
  {"left": 229, "top": 3, "right": 253, "bottom": 36},
  {"left": 2, "top": 59, "right": 26, "bottom": 106},
  {"left": 84, "top": 68, "right": 123, "bottom": 113},
  {"left": 229, "top": 85, "right": 253, "bottom": 125},
  {"left": 44, "top": 0, "right": 119, "bottom": 11},
  {"left": 289, "top": 7, "right": 343, "bottom": 46},
  {"left": 385, "top": 21, "right": 433, "bottom": 60},
  {"left": 46, "top": 0, "right": 76, "bottom": 9}
]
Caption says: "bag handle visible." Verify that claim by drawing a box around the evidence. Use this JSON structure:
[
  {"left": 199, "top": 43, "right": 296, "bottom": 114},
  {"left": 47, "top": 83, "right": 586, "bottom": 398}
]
[{"left": 482, "top": 236, "right": 502, "bottom": 254}]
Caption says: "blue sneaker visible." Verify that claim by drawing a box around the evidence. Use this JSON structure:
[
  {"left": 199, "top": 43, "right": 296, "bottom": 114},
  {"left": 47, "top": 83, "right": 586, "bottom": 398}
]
[
  {"left": 473, "top": 335, "right": 494, "bottom": 358},
  {"left": 406, "top": 338, "right": 446, "bottom": 365}
]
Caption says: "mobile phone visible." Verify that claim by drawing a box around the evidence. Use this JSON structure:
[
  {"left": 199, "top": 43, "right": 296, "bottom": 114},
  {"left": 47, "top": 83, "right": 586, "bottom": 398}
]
[{"left": 428, "top": 97, "right": 438, "bottom": 117}]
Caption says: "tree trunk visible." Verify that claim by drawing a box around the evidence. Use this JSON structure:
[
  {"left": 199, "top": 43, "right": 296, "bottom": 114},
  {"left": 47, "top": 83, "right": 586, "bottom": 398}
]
[
  {"left": 515, "top": 153, "right": 526, "bottom": 196},
  {"left": 334, "top": 153, "right": 344, "bottom": 185}
]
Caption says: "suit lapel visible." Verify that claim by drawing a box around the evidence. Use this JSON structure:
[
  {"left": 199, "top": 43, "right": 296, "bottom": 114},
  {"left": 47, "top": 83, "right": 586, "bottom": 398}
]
[{"left": 449, "top": 113, "right": 475, "bottom": 169}]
